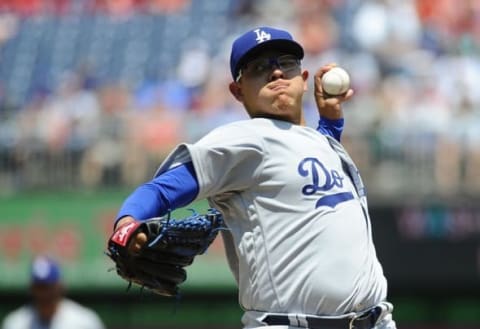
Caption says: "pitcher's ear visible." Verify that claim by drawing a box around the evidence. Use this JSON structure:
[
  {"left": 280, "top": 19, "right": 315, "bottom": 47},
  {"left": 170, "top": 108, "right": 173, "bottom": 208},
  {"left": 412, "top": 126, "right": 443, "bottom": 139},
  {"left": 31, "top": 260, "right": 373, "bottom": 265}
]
[
  {"left": 229, "top": 82, "right": 243, "bottom": 102},
  {"left": 302, "top": 70, "right": 309, "bottom": 92}
]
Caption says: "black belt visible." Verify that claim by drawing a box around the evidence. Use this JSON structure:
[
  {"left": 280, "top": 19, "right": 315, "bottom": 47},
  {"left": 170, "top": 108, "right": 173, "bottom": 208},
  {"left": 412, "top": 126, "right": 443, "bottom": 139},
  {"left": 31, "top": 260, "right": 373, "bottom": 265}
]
[{"left": 262, "top": 306, "right": 382, "bottom": 329}]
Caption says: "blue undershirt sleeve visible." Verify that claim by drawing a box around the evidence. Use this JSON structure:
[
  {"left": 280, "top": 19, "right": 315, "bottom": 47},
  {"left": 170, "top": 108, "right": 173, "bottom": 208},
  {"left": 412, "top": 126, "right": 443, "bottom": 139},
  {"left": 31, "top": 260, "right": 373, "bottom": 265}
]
[
  {"left": 316, "top": 117, "right": 344, "bottom": 142},
  {"left": 115, "top": 162, "right": 199, "bottom": 224}
]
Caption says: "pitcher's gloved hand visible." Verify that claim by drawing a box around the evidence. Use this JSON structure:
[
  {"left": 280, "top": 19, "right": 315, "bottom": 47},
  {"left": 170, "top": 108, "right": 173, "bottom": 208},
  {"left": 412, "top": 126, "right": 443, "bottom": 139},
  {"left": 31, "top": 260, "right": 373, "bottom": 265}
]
[{"left": 106, "top": 209, "right": 224, "bottom": 296}]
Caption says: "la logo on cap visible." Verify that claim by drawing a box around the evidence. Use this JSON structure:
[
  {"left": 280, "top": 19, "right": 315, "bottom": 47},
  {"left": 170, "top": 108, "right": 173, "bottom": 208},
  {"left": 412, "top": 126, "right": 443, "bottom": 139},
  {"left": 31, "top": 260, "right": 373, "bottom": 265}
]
[{"left": 254, "top": 28, "right": 271, "bottom": 43}]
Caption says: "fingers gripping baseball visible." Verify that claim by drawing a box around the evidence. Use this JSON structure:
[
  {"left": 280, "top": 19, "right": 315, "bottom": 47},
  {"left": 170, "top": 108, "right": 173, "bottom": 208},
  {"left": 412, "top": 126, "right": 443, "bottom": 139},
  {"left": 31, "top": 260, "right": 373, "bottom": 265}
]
[{"left": 314, "top": 63, "right": 354, "bottom": 120}]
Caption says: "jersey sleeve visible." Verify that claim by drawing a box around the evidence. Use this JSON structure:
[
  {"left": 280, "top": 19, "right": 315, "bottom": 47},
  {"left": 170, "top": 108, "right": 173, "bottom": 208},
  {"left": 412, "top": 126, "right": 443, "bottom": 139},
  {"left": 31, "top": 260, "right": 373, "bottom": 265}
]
[
  {"left": 83, "top": 309, "right": 106, "bottom": 329},
  {"left": 155, "top": 122, "right": 265, "bottom": 200},
  {"left": 1, "top": 307, "right": 30, "bottom": 329},
  {"left": 115, "top": 162, "right": 199, "bottom": 223},
  {"left": 317, "top": 117, "right": 344, "bottom": 141}
]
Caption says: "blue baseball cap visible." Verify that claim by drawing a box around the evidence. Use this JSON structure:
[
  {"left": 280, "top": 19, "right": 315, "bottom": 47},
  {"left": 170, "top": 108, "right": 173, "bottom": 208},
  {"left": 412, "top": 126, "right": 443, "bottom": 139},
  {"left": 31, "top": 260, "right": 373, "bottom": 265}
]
[
  {"left": 230, "top": 26, "right": 304, "bottom": 80},
  {"left": 30, "top": 256, "right": 61, "bottom": 285}
]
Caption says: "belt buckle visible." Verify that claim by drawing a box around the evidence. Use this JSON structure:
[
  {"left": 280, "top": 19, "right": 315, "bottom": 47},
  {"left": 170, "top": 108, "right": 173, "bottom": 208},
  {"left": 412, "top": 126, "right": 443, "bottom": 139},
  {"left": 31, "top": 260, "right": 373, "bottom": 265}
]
[
  {"left": 348, "top": 314, "right": 359, "bottom": 329},
  {"left": 349, "top": 307, "right": 380, "bottom": 329}
]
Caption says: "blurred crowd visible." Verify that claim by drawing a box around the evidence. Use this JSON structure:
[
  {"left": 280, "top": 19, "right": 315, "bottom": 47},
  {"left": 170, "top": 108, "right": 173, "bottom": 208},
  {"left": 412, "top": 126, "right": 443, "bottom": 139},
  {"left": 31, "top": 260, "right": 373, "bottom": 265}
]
[{"left": 0, "top": 0, "right": 479, "bottom": 198}]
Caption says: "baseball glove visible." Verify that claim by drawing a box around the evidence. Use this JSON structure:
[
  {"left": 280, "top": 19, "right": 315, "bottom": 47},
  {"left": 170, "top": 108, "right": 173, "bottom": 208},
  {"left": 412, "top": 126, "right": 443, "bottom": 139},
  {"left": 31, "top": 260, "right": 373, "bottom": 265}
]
[{"left": 106, "top": 209, "right": 224, "bottom": 296}]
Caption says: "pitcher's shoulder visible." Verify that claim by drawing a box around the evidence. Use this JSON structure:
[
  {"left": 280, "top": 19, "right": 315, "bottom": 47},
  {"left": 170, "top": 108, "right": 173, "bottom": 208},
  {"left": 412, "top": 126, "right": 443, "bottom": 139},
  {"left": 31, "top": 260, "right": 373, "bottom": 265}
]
[
  {"left": 198, "top": 119, "right": 266, "bottom": 143},
  {"left": 198, "top": 118, "right": 307, "bottom": 146},
  {"left": 1, "top": 305, "right": 32, "bottom": 329}
]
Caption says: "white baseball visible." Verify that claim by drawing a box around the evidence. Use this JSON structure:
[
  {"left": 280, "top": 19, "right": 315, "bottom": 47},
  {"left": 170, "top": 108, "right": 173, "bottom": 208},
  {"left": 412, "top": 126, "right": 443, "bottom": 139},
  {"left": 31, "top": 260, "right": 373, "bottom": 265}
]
[{"left": 321, "top": 67, "right": 350, "bottom": 96}]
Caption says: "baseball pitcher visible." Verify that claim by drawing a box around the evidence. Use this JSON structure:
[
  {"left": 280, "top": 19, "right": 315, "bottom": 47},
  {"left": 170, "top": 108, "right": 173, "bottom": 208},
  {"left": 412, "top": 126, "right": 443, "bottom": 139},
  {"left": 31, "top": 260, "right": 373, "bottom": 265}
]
[{"left": 107, "top": 26, "right": 396, "bottom": 329}]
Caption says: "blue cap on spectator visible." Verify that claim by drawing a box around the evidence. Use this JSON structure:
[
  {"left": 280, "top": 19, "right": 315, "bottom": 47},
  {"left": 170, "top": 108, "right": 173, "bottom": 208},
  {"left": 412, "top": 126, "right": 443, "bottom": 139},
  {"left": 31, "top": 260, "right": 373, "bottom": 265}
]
[
  {"left": 31, "top": 256, "right": 61, "bottom": 285},
  {"left": 230, "top": 26, "right": 304, "bottom": 80}
]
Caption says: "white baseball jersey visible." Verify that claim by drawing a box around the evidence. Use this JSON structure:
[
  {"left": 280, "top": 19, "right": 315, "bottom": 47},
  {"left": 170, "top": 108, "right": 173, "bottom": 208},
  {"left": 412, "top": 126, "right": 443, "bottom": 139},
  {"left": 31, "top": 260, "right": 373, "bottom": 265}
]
[
  {"left": 2, "top": 299, "right": 105, "bottom": 329},
  {"left": 156, "top": 118, "right": 388, "bottom": 327}
]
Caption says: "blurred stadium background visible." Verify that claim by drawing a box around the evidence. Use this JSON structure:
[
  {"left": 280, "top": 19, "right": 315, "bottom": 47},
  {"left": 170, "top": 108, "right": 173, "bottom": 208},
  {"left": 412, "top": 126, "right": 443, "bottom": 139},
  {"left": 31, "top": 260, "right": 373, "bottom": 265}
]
[{"left": 0, "top": 0, "right": 479, "bottom": 328}]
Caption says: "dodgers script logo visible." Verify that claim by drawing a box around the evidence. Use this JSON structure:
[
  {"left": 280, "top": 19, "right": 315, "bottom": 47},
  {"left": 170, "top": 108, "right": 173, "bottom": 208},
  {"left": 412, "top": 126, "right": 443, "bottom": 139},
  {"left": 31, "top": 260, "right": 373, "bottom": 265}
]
[
  {"left": 297, "top": 157, "right": 354, "bottom": 208},
  {"left": 254, "top": 28, "right": 271, "bottom": 43}
]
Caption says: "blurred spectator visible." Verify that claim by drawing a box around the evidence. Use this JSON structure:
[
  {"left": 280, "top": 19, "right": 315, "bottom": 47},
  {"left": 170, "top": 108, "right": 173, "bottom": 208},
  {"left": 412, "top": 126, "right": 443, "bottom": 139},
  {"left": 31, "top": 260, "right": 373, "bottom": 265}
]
[
  {"left": 146, "top": 0, "right": 191, "bottom": 14},
  {"left": 1, "top": 256, "right": 105, "bottom": 329},
  {"left": 79, "top": 83, "right": 136, "bottom": 187},
  {"left": 0, "top": 12, "right": 17, "bottom": 45}
]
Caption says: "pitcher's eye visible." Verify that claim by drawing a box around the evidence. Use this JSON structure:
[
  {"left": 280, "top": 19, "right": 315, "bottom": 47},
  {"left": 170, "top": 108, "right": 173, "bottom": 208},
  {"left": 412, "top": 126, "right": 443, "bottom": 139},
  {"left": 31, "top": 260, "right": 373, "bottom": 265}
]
[
  {"left": 250, "top": 60, "right": 270, "bottom": 74},
  {"left": 278, "top": 57, "right": 300, "bottom": 70}
]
